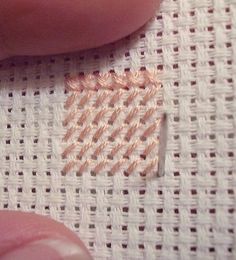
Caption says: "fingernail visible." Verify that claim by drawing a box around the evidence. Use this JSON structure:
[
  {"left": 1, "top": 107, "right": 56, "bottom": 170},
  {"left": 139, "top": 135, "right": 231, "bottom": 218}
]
[{"left": 1, "top": 238, "right": 93, "bottom": 260}]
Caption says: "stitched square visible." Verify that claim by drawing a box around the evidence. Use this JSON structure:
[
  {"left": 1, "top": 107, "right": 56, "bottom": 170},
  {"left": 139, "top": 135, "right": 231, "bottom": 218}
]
[{"left": 63, "top": 70, "right": 163, "bottom": 177}]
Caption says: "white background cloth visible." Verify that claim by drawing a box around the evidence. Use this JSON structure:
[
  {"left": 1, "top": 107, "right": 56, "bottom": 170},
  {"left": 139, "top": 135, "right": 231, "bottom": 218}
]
[{"left": 0, "top": 0, "right": 235, "bottom": 259}]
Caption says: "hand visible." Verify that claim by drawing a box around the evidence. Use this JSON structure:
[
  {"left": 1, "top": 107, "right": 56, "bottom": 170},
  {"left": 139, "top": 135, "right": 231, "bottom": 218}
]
[
  {"left": 0, "top": 0, "right": 159, "bottom": 59},
  {"left": 0, "top": 211, "right": 92, "bottom": 259}
]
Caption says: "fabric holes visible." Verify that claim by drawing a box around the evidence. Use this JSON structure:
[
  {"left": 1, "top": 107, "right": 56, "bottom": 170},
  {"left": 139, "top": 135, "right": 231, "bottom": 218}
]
[{"left": 63, "top": 70, "right": 163, "bottom": 177}]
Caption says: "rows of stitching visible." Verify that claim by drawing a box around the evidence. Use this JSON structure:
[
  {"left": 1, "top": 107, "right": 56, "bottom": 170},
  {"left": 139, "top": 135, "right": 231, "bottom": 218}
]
[{"left": 63, "top": 69, "right": 163, "bottom": 177}]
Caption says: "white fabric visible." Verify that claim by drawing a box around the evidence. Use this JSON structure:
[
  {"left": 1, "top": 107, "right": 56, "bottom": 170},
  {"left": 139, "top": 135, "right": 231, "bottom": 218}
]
[{"left": 0, "top": 0, "right": 235, "bottom": 259}]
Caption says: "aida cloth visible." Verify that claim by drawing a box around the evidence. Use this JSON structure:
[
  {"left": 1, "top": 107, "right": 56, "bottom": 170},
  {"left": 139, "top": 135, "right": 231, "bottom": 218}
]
[{"left": 0, "top": 0, "right": 236, "bottom": 259}]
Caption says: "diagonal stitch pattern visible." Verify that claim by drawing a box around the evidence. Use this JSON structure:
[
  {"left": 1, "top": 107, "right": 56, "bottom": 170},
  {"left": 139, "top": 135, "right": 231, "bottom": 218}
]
[{"left": 63, "top": 70, "right": 163, "bottom": 176}]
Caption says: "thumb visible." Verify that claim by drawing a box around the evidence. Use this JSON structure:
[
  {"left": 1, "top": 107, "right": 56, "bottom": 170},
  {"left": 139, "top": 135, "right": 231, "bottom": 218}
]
[{"left": 0, "top": 210, "right": 92, "bottom": 260}]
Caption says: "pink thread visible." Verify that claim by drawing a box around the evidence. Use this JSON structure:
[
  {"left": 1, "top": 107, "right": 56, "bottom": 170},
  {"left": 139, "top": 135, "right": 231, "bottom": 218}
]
[
  {"left": 141, "top": 142, "right": 157, "bottom": 159},
  {"left": 64, "top": 93, "right": 77, "bottom": 109},
  {"left": 94, "top": 92, "right": 108, "bottom": 108},
  {"left": 141, "top": 122, "right": 160, "bottom": 141},
  {"left": 92, "top": 110, "right": 107, "bottom": 126},
  {"left": 124, "top": 108, "right": 139, "bottom": 125},
  {"left": 63, "top": 110, "right": 77, "bottom": 126},
  {"left": 78, "top": 126, "right": 91, "bottom": 143},
  {"left": 92, "top": 144, "right": 106, "bottom": 160},
  {"left": 124, "top": 91, "right": 139, "bottom": 107},
  {"left": 109, "top": 127, "right": 123, "bottom": 142},
  {"left": 141, "top": 159, "right": 158, "bottom": 176},
  {"left": 123, "top": 143, "right": 138, "bottom": 159},
  {"left": 77, "top": 161, "right": 89, "bottom": 175},
  {"left": 109, "top": 161, "right": 123, "bottom": 175},
  {"left": 78, "top": 110, "right": 90, "bottom": 126},
  {"left": 62, "top": 143, "right": 77, "bottom": 159},
  {"left": 77, "top": 144, "right": 91, "bottom": 160},
  {"left": 93, "top": 126, "right": 107, "bottom": 143},
  {"left": 125, "top": 124, "right": 139, "bottom": 142},
  {"left": 62, "top": 161, "right": 77, "bottom": 175},
  {"left": 66, "top": 70, "right": 161, "bottom": 92},
  {"left": 78, "top": 92, "right": 92, "bottom": 108},
  {"left": 92, "top": 162, "right": 107, "bottom": 175},
  {"left": 63, "top": 70, "right": 162, "bottom": 176},
  {"left": 125, "top": 161, "right": 138, "bottom": 176},
  {"left": 108, "top": 109, "right": 121, "bottom": 125},
  {"left": 63, "top": 127, "right": 77, "bottom": 142},
  {"left": 140, "top": 108, "right": 155, "bottom": 124}
]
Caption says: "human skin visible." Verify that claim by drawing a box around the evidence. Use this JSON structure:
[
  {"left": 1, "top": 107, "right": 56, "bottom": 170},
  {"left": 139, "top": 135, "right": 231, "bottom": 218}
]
[
  {"left": 0, "top": 211, "right": 93, "bottom": 259},
  {"left": 0, "top": 0, "right": 159, "bottom": 59}
]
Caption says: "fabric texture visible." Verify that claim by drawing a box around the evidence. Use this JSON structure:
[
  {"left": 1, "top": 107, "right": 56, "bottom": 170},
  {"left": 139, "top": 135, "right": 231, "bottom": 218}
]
[
  {"left": 0, "top": 0, "right": 236, "bottom": 259},
  {"left": 63, "top": 70, "right": 163, "bottom": 177}
]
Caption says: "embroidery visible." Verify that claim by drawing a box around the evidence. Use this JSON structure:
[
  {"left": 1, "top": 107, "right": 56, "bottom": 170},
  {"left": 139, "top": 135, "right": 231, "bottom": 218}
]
[{"left": 63, "top": 70, "right": 163, "bottom": 177}]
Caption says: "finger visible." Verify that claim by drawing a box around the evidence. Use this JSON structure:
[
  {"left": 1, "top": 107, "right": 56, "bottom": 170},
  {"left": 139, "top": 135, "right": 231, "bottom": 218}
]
[
  {"left": 0, "top": 0, "right": 159, "bottom": 58},
  {"left": 0, "top": 210, "right": 92, "bottom": 260}
]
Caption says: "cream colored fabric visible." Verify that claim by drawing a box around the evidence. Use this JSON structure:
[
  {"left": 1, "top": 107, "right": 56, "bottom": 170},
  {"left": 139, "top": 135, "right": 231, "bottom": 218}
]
[{"left": 0, "top": 0, "right": 235, "bottom": 259}]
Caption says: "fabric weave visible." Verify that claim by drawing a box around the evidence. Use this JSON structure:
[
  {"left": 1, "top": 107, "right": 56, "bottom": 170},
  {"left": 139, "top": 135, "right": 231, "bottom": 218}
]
[{"left": 0, "top": 0, "right": 235, "bottom": 259}]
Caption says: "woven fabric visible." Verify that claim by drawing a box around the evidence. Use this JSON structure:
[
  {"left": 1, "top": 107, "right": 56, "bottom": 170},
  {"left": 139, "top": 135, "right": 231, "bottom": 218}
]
[
  {"left": 0, "top": 0, "right": 236, "bottom": 259},
  {"left": 63, "top": 70, "right": 163, "bottom": 177}
]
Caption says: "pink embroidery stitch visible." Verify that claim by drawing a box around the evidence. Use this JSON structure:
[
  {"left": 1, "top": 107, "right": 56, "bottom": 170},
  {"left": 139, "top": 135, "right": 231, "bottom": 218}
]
[{"left": 63, "top": 69, "right": 163, "bottom": 177}]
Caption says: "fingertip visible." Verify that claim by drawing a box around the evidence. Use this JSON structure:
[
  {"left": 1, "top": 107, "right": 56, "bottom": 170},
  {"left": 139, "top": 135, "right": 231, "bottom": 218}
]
[
  {"left": 0, "top": 0, "right": 160, "bottom": 57},
  {"left": 0, "top": 211, "right": 92, "bottom": 259}
]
